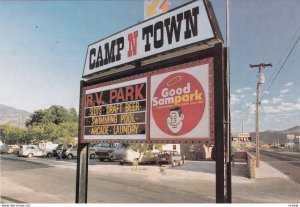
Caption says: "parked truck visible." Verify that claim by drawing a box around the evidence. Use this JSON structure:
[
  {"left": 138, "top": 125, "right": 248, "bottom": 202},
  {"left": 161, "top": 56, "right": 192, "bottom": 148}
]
[{"left": 38, "top": 142, "right": 58, "bottom": 158}]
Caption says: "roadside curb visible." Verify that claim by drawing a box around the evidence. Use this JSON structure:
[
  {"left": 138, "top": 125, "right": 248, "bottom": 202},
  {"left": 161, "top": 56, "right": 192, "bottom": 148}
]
[{"left": 255, "top": 160, "right": 289, "bottom": 179}]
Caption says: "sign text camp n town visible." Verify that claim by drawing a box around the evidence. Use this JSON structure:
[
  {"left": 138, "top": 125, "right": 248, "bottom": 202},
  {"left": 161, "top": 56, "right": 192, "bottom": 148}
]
[{"left": 83, "top": 0, "right": 215, "bottom": 77}]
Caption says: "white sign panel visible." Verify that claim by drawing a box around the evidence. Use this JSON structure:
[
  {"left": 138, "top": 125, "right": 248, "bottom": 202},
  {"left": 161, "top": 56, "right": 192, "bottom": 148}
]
[
  {"left": 287, "top": 134, "right": 295, "bottom": 140},
  {"left": 150, "top": 61, "right": 210, "bottom": 140},
  {"left": 83, "top": 0, "right": 214, "bottom": 77}
]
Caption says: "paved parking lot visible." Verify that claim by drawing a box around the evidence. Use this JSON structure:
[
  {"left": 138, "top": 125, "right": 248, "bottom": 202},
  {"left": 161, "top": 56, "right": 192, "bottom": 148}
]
[{"left": 1, "top": 154, "right": 300, "bottom": 203}]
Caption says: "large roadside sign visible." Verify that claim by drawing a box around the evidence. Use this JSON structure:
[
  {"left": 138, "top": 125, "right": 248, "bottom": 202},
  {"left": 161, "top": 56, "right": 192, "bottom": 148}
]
[
  {"left": 80, "top": 0, "right": 222, "bottom": 144},
  {"left": 77, "top": 0, "right": 229, "bottom": 203},
  {"left": 81, "top": 58, "right": 214, "bottom": 143}
]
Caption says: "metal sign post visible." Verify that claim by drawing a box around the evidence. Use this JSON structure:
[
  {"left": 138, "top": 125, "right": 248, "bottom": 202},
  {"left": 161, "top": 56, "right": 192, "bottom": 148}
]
[
  {"left": 75, "top": 143, "right": 89, "bottom": 203},
  {"left": 75, "top": 81, "right": 89, "bottom": 203}
]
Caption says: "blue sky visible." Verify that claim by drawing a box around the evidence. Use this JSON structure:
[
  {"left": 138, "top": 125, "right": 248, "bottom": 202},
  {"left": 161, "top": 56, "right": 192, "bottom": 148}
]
[{"left": 0, "top": 0, "right": 299, "bottom": 132}]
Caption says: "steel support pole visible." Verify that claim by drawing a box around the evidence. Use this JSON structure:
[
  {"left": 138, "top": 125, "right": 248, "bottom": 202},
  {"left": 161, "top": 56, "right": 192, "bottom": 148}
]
[
  {"left": 75, "top": 80, "right": 89, "bottom": 203},
  {"left": 75, "top": 143, "right": 89, "bottom": 203},
  {"left": 215, "top": 42, "right": 226, "bottom": 203},
  {"left": 225, "top": 0, "right": 232, "bottom": 202},
  {"left": 224, "top": 47, "right": 231, "bottom": 203}
]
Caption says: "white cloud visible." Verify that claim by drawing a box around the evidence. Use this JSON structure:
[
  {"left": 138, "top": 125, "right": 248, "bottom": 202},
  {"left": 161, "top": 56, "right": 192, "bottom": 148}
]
[
  {"left": 280, "top": 89, "right": 290, "bottom": 94},
  {"left": 231, "top": 94, "right": 240, "bottom": 105},
  {"left": 261, "top": 99, "right": 270, "bottom": 104},
  {"left": 284, "top": 82, "right": 294, "bottom": 87},
  {"left": 249, "top": 104, "right": 256, "bottom": 114},
  {"left": 244, "top": 103, "right": 253, "bottom": 107},
  {"left": 231, "top": 109, "right": 241, "bottom": 117},
  {"left": 263, "top": 106, "right": 280, "bottom": 113},
  {"left": 262, "top": 91, "right": 270, "bottom": 96},
  {"left": 271, "top": 98, "right": 282, "bottom": 103},
  {"left": 262, "top": 101, "right": 300, "bottom": 114},
  {"left": 236, "top": 87, "right": 253, "bottom": 94},
  {"left": 278, "top": 102, "right": 300, "bottom": 111}
]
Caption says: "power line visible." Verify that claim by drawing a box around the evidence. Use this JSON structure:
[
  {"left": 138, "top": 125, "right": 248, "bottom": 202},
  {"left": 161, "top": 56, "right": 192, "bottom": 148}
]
[
  {"left": 260, "top": 31, "right": 300, "bottom": 102},
  {"left": 263, "top": 27, "right": 300, "bottom": 93},
  {"left": 264, "top": 28, "right": 300, "bottom": 90}
]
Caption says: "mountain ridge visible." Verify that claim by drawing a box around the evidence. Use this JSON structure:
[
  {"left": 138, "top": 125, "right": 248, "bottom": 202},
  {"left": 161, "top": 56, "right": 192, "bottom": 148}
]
[
  {"left": 0, "top": 104, "right": 31, "bottom": 128},
  {"left": 250, "top": 125, "right": 300, "bottom": 144}
]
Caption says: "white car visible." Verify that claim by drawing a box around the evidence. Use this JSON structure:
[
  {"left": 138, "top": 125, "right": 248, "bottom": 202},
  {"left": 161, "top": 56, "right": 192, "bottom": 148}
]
[
  {"left": 57, "top": 144, "right": 96, "bottom": 160},
  {"left": 112, "top": 143, "right": 140, "bottom": 165},
  {"left": 112, "top": 143, "right": 158, "bottom": 165},
  {"left": 18, "top": 145, "right": 46, "bottom": 158},
  {"left": 93, "top": 142, "right": 118, "bottom": 161}
]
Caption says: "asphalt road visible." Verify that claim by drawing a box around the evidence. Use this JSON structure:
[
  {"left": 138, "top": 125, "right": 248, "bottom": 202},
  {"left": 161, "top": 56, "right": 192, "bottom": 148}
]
[
  {"left": 1, "top": 154, "right": 300, "bottom": 203},
  {"left": 0, "top": 155, "right": 216, "bottom": 203},
  {"left": 260, "top": 150, "right": 300, "bottom": 184}
]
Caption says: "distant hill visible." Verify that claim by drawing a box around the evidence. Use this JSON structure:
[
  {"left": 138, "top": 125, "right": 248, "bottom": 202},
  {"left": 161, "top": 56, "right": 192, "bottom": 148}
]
[
  {"left": 250, "top": 125, "right": 300, "bottom": 144},
  {"left": 0, "top": 104, "right": 31, "bottom": 128},
  {"left": 280, "top": 126, "right": 300, "bottom": 133}
]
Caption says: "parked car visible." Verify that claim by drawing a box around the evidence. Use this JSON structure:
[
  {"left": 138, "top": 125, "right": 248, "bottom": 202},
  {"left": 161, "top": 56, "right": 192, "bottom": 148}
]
[
  {"left": 93, "top": 142, "right": 118, "bottom": 161},
  {"left": 18, "top": 145, "right": 46, "bottom": 158},
  {"left": 57, "top": 144, "right": 96, "bottom": 160},
  {"left": 112, "top": 143, "right": 159, "bottom": 165},
  {"left": 157, "top": 150, "right": 184, "bottom": 167},
  {"left": 0, "top": 145, "right": 19, "bottom": 154},
  {"left": 111, "top": 143, "right": 140, "bottom": 165}
]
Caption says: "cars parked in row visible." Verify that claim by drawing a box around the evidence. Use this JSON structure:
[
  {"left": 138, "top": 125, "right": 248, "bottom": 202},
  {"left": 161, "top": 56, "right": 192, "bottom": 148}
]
[{"left": 1, "top": 142, "right": 185, "bottom": 167}]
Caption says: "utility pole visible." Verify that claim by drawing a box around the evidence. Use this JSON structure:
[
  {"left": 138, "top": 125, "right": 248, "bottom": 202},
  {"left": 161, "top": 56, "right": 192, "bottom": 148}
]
[{"left": 249, "top": 63, "right": 272, "bottom": 168}]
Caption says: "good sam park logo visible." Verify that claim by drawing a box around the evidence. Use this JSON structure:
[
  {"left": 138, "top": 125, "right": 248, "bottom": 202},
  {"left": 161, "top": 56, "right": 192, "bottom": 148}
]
[{"left": 152, "top": 72, "right": 205, "bottom": 136}]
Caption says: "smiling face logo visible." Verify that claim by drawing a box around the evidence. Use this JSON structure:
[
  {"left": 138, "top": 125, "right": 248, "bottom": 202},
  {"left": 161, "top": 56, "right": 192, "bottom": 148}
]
[
  {"left": 167, "top": 107, "right": 184, "bottom": 133},
  {"left": 152, "top": 72, "right": 205, "bottom": 136}
]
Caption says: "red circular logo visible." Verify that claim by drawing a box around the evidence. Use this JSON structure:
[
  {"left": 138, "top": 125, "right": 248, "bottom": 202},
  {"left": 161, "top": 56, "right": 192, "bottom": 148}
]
[{"left": 152, "top": 72, "right": 206, "bottom": 136}]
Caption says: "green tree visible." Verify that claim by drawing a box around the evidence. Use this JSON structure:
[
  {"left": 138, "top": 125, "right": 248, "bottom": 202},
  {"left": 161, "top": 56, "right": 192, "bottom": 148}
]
[
  {"left": 26, "top": 124, "right": 46, "bottom": 144},
  {"left": 56, "top": 122, "right": 78, "bottom": 145},
  {"left": 26, "top": 109, "right": 49, "bottom": 126},
  {"left": 0, "top": 124, "right": 27, "bottom": 145},
  {"left": 25, "top": 105, "right": 78, "bottom": 144},
  {"left": 26, "top": 105, "right": 77, "bottom": 127}
]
